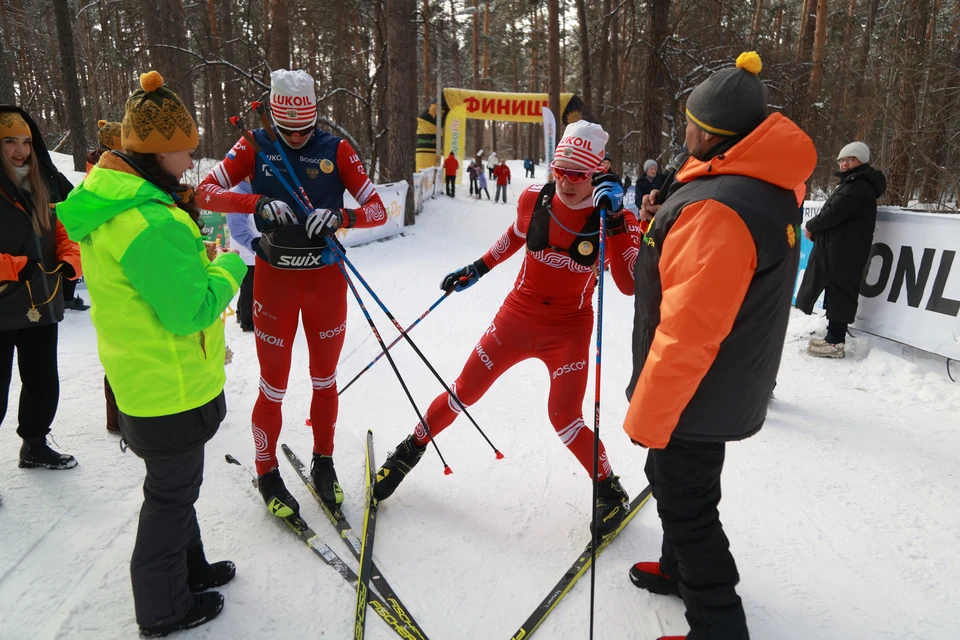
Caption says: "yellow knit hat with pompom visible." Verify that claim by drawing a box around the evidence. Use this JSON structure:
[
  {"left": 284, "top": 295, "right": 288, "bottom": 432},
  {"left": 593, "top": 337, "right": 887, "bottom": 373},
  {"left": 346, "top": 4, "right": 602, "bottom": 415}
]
[
  {"left": 121, "top": 70, "right": 199, "bottom": 153},
  {"left": 96, "top": 120, "right": 122, "bottom": 151}
]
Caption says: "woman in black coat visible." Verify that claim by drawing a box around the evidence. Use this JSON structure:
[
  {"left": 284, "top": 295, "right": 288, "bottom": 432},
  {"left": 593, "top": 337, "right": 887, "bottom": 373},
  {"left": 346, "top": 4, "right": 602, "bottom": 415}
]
[
  {"left": 797, "top": 142, "right": 886, "bottom": 358},
  {"left": 1, "top": 106, "right": 81, "bottom": 469}
]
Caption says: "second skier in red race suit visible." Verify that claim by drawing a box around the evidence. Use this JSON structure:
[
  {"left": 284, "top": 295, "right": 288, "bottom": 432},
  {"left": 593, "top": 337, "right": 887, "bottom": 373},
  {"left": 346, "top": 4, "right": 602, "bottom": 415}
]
[
  {"left": 196, "top": 70, "right": 387, "bottom": 516},
  {"left": 374, "top": 121, "right": 642, "bottom": 536}
]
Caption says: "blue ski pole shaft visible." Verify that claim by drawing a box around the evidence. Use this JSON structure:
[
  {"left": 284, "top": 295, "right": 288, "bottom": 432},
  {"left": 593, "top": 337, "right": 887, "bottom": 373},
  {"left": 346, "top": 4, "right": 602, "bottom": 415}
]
[
  {"left": 339, "top": 289, "right": 453, "bottom": 397},
  {"left": 328, "top": 245, "right": 452, "bottom": 474},
  {"left": 329, "top": 241, "right": 503, "bottom": 459},
  {"left": 588, "top": 211, "right": 607, "bottom": 640}
]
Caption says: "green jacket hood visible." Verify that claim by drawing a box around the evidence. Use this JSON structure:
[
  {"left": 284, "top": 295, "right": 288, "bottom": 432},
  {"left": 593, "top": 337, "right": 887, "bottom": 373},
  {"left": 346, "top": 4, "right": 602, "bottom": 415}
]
[{"left": 59, "top": 164, "right": 173, "bottom": 241}]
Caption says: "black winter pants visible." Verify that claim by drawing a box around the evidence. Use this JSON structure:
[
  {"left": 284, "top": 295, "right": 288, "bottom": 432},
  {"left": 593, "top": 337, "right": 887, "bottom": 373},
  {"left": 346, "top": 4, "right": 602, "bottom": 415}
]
[
  {"left": 0, "top": 323, "right": 59, "bottom": 440},
  {"left": 445, "top": 176, "right": 456, "bottom": 197},
  {"left": 495, "top": 184, "right": 507, "bottom": 203},
  {"left": 120, "top": 392, "right": 226, "bottom": 628},
  {"left": 236, "top": 264, "right": 256, "bottom": 328},
  {"left": 645, "top": 438, "right": 749, "bottom": 640}
]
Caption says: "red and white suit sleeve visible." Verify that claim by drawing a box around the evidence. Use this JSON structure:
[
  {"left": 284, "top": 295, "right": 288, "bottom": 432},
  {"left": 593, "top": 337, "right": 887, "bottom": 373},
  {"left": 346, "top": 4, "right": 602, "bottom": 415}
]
[
  {"left": 605, "top": 209, "right": 642, "bottom": 295},
  {"left": 479, "top": 187, "right": 537, "bottom": 269},
  {"left": 337, "top": 140, "right": 386, "bottom": 229},
  {"left": 195, "top": 137, "right": 261, "bottom": 213}
]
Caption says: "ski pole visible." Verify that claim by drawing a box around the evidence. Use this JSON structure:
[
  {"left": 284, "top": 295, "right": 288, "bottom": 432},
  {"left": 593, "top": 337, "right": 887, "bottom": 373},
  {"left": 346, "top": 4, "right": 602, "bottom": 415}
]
[
  {"left": 339, "top": 288, "right": 454, "bottom": 396},
  {"left": 588, "top": 210, "right": 607, "bottom": 640},
  {"left": 228, "top": 114, "right": 452, "bottom": 475},
  {"left": 328, "top": 240, "right": 504, "bottom": 460}
]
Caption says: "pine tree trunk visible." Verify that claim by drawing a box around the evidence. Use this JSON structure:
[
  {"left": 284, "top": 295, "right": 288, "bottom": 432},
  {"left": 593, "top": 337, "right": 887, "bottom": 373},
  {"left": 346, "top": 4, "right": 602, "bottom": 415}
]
[
  {"left": 575, "top": 0, "right": 592, "bottom": 118},
  {"left": 609, "top": 3, "right": 621, "bottom": 173},
  {"left": 384, "top": 0, "right": 417, "bottom": 224},
  {"left": 52, "top": 0, "right": 88, "bottom": 170},
  {"left": 595, "top": 0, "right": 613, "bottom": 116},
  {"left": 0, "top": 4, "right": 16, "bottom": 104},
  {"left": 548, "top": 0, "right": 562, "bottom": 140},
  {"left": 266, "top": 0, "right": 291, "bottom": 71},
  {"left": 640, "top": 0, "right": 669, "bottom": 164},
  {"left": 750, "top": 0, "right": 765, "bottom": 48},
  {"left": 887, "top": 0, "right": 933, "bottom": 205},
  {"left": 809, "top": 0, "right": 828, "bottom": 101}
]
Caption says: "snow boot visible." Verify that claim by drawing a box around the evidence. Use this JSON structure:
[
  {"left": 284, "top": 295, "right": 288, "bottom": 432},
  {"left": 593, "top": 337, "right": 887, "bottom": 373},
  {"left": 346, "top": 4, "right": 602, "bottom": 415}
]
[
  {"left": 629, "top": 561, "right": 681, "bottom": 597},
  {"left": 807, "top": 338, "right": 845, "bottom": 358},
  {"left": 63, "top": 296, "right": 90, "bottom": 311},
  {"left": 256, "top": 468, "right": 299, "bottom": 518},
  {"left": 138, "top": 591, "right": 224, "bottom": 638},
  {"left": 187, "top": 544, "right": 236, "bottom": 593},
  {"left": 19, "top": 438, "right": 77, "bottom": 470},
  {"left": 310, "top": 454, "right": 344, "bottom": 509},
  {"left": 374, "top": 434, "right": 427, "bottom": 501},
  {"left": 594, "top": 475, "right": 630, "bottom": 537}
]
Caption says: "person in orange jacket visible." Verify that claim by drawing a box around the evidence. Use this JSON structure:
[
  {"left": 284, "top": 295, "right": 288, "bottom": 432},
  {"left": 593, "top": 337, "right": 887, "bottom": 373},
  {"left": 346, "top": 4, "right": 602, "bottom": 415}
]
[
  {"left": 622, "top": 53, "right": 816, "bottom": 640},
  {"left": 492, "top": 158, "right": 511, "bottom": 204},
  {"left": 0, "top": 106, "right": 82, "bottom": 470},
  {"left": 443, "top": 151, "right": 459, "bottom": 197}
]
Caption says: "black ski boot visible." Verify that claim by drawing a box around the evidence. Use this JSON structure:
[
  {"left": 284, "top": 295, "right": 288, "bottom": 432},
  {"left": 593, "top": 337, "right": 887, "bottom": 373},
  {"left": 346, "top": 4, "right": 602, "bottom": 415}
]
[
  {"left": 310, "top": 454, "right": 344, "bottom": 510},
  {"left": 138, "top": 591, "right": 224, "bottom": 638},
  {"left": 594, "top": 475, "right": 629, "bottom": 537},
  {"left": 187, "top": 543, "right": 236, "bottom": 593},
  {"left": 374, "top": 434, "right": 427, "bottom": 501},
  {"left": 19, "top": 438, "right": 77, "bottom": 470},
  {"left": 256, "top": 468, "right": 299, "bottom": 518}
]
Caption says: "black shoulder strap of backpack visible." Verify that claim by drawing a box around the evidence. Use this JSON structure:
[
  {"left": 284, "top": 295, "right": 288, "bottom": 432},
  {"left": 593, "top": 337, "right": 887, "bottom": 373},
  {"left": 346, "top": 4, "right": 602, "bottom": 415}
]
[{"left": 525, "top": 183, "right": 557, "bottom": 252}]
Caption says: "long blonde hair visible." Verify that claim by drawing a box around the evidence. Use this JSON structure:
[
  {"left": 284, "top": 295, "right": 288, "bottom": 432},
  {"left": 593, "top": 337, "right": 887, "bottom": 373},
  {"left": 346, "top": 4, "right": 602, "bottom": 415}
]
[{"left": 1, "top": 143, "right": 51, "bottom": 233}]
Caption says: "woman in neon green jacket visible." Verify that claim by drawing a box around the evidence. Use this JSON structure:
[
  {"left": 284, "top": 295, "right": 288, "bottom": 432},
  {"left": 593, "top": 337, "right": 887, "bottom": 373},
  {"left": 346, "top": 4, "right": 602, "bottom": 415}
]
[{"left": 59, "top": 72, "right": 246, "bottom": 638}]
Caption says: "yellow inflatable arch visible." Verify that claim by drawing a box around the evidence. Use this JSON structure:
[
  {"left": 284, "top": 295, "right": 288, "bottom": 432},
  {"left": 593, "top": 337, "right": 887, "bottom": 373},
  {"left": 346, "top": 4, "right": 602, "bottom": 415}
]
[{"left": 416, "top": 88, "right": 585, "bottom": 172}]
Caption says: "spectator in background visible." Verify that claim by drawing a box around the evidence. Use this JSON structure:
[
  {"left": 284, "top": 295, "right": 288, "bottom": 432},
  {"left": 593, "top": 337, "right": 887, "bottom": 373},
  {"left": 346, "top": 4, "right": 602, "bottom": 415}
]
[
  {"left": 488, "top": 151, "right": 499, "bottom": 179},
  {"left": 444, "top": 151, "right": 458, "bottom": 197},
  {"left": 83, "top": 119, "right": 125, "bottom": 433},
  {"left": 623, "top": 174, "right": 632, "bottom": 189},
  {"left": 476, "top": 166, "right": 490, "bottom": 200},
  {"left": 467, "top": 160, "right": 479, "bottom": 197},
  {"left": 226, "top": 180, "right": 258, "bottom": 332},
  {"left": 524, "top": 156, "right": 534, "bottom": 178},
  {"left": 493, "top": 158, "right": 511, "bottom": 204},
  {"left": 635, "top": 159, "right": 664, "bottom": 204},
  {"left": 796, "top": 141, "right": 886, "bottom": 359},
  {"left": 601, "top": 155, "right": 612, "bottom": 174},
  {"left": 0, "top": 105, "right": 81, "bottom": 471}
]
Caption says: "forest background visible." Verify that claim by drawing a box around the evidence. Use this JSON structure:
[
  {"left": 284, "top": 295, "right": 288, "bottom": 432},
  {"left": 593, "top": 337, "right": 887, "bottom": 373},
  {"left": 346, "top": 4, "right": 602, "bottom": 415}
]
[{"left": 1, "top": 0, "right": 958, "bottom": 221}]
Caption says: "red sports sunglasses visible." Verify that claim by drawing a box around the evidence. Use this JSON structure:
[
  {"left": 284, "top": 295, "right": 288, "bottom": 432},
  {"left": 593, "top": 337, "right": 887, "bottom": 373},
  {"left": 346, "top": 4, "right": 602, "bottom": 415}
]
[{"left": 550, "top": 162, "right": 597, "bottom": 183}]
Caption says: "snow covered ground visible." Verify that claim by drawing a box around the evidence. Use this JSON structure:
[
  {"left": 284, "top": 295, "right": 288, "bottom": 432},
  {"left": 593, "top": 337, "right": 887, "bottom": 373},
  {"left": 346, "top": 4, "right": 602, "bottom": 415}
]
[{"left": 2, "top": 159, "right": 960, "bottom": 639}]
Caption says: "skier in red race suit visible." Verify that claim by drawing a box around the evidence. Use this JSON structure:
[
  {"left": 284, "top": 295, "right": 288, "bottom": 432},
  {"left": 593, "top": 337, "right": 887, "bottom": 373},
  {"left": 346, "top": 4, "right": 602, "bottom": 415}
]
[
  {"left": 374, "top": 120, "right": 642, "bottom": 536},
  {"left": 196, "top": 69, "right": 387, "bottom": 516}
]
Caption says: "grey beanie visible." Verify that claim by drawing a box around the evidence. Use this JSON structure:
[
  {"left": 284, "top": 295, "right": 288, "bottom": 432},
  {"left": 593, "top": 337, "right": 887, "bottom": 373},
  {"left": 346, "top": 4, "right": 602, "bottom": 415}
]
[
  {"left": 837, "top": 141, "right": 870, "bottom": 164},
  {"left": 643, "top": 159, "right": 658, "bottom": 172},
  {"left": 686, "top": 51, "right": 769, "bottom": 137}
]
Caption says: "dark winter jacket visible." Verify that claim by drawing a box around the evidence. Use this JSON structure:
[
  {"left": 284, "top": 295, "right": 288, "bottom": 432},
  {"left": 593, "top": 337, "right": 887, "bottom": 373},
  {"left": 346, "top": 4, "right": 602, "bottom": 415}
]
[
  {"left": 795, "top": 163, "right": 886, "bottom": 323},
  {"left": 0, "top": 106, "right": 80, "bottom": 332},
  {"left": 624, "top": 113, "right": 816, "bottom": 448},
  {"left": 634, "top": 172, "right": 665, "bottom": 201}
]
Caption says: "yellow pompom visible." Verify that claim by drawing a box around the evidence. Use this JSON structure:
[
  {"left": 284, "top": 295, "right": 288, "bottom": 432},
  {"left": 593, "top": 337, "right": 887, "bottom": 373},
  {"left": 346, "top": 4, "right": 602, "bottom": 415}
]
[
  {"left": 139, "top": 70, "right": 164, "bottom": 93},
  {"left": 736, "top": 51, "right": 763, "bottom": 75},
  {"left": 97, "top": 119, "right": 107, "bottom": 128}
]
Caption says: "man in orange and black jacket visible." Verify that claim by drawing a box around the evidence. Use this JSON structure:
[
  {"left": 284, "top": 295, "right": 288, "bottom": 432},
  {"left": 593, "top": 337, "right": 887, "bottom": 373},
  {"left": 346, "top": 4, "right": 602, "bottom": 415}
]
[{"left": 622, "top": 52, "right": 816, "bottom": 640}]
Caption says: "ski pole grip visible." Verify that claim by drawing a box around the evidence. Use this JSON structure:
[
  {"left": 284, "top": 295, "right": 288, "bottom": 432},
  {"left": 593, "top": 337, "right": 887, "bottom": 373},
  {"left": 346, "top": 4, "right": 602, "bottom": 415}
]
[{"left": 251, "top": 101, "right": 264, "bottom": 114}]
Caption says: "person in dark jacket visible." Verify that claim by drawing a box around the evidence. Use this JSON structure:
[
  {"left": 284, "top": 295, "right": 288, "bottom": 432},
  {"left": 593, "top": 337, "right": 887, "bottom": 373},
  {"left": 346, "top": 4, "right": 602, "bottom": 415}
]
[
  {"left": 796, "top": 141, "right": 885, "bottom": 359},
  {"left": 0, "top": 106, "right": 82, "bottom": 471},
  {"left": 623, "top": 53, "right": 816, "bottom": 640},
  {"left": 635, "top": 159, "right": 665, "bottom": 203}
]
